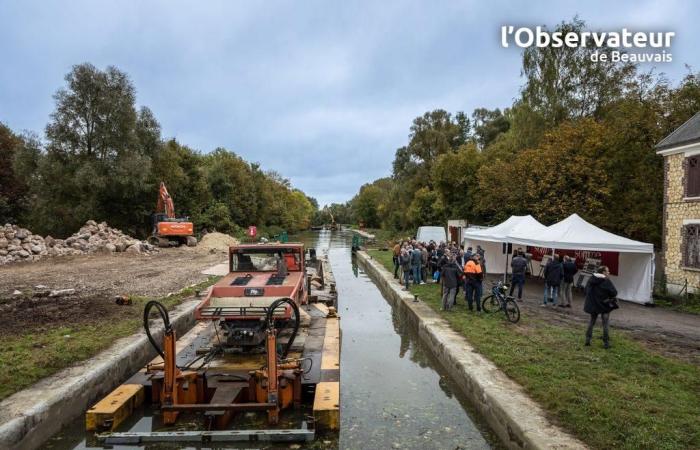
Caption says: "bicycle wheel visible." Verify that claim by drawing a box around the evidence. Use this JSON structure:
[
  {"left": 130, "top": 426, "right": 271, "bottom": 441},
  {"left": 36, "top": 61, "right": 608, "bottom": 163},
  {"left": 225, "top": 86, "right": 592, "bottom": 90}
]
[
  {"left": 482, "top": 295, "right": 501, "bottom": 313},
  {"left": 504, "top": 298, "right": 520, "bottom": 323}
]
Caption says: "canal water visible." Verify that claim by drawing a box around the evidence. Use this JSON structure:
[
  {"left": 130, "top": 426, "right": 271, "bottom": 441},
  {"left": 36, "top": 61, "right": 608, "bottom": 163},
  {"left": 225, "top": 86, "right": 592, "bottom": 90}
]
[{"left": 45, "top": 230, "right": 497, "bottom": 450}]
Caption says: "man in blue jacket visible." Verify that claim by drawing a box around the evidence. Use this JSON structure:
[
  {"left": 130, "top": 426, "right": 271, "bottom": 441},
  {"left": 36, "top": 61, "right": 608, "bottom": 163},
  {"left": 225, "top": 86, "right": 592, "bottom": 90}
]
[{"left": 411, "top": 244, "right": 424, "bottom": 285}]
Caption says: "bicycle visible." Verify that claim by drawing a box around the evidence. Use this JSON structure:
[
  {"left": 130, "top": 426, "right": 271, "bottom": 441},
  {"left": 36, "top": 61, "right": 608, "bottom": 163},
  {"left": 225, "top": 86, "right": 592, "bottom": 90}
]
[{"left": 481, "top": 280, "right": 520, "bottom": 323}]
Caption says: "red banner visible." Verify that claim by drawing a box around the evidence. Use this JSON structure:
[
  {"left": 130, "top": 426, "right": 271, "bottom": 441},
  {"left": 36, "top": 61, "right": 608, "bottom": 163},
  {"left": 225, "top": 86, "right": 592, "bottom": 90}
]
[{"left": 527, "top": 247, "right": 619, "bottom": 276}]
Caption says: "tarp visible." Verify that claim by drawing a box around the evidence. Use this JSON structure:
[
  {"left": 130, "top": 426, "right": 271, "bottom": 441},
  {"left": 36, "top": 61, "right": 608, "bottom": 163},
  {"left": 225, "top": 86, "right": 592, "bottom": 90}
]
[{"left": 464, "top": 214, "right": 654, "bottom": 304}]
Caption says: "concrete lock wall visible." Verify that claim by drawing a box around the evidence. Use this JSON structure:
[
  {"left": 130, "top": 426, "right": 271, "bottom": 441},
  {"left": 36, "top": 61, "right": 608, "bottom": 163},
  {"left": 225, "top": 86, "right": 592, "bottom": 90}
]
[
  {"left": 0, "top": 298, "right": 203, "bottom": 450},
  {"left": 356, "top": 251, "right": 587, "bottom": 450}
]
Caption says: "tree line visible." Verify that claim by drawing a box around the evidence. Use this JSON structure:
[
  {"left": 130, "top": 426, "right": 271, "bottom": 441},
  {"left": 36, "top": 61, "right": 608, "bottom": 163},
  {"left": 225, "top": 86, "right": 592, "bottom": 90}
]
[
  {"left": 0, "top": 63, "right": 317, "bottom": 238},
  {"left": 349, "top": 18, "right": 700, "bottom": 247}
]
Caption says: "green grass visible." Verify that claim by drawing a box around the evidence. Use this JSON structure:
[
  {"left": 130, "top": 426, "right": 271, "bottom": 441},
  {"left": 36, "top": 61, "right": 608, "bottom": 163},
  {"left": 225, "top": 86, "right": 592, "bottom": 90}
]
[
  {"left": 0, "top": 276, "right": 220, "bottom": 401},
  {"left": 368, "top": 250, "right": 700, "bottom": 450}
]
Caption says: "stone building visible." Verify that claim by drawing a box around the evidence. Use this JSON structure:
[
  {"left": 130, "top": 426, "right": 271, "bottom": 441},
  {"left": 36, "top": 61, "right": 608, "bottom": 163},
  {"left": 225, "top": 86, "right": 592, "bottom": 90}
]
[{"left": 657, "top": 112, "right": 700, "bottom": 293}]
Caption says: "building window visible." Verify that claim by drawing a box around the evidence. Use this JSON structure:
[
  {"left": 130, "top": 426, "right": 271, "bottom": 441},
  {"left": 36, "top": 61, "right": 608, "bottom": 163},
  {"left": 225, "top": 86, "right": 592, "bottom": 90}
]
[
  {"left": 682, "top": 224, "right": 700, "bottom": 268},
  {"left": 685, "top": 156, "right": 700, "bottom": 197}
]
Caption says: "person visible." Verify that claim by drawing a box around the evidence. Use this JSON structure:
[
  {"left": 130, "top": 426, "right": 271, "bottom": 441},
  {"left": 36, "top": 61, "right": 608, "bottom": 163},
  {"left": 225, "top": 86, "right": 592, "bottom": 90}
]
[
  {"left": 476, "top": 245, "right": 486, "bottom": 273},
  {"left": 542, "top": 254, "right": 563, "bottom": 306},
  {"left": 421, "top": 245, "right": 429, "bottom": 283},
  {"left": 465, "top": 247, "right": 473, "bottom": 260},
  {"left": 411, "top": 244, "right": 424, "bottom": 285},
  {"left": 399, "top": 249, "right": 412, "bottom": 289},
  {"left": 584, "top": 266, "right": 618, "bottom": 349},
  {"left": 464, "top": 254, "right": 484, "bottom": 312},
  {"left": 560, "top": 255, "right": 578, "bottom": 308},
  {"left": 392, "top": 241, "right": 401, "bottom": 279},
  {"left": 440, "top": 255, "right": 461, "bottom": 310},
  {"left": 509, "top": 250, "right": 527, "bottom": 301}
]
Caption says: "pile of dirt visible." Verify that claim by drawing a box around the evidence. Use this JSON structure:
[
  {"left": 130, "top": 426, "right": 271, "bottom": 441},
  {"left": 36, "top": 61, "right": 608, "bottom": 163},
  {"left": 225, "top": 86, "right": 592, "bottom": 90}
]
[
  {"left": 196, "top": 232, "right": 239, "bottom": 253},
  {"left": 0, "top": 220, "right": 156, "bottom": 266}
]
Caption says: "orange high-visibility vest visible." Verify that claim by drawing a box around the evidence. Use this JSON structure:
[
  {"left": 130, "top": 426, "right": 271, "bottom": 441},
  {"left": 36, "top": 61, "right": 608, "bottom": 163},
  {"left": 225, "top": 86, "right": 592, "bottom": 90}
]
[{"left": 464, "top": 260, "right": 482, "bottom": 274}]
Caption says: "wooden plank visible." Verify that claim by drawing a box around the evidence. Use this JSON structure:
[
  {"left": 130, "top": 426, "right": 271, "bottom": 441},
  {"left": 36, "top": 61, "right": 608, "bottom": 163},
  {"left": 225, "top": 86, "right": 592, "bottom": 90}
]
[
  {"left": 313, "top": 382, "right": 339, "bottom": 431},
  {"left": 320, "top": 316, "right": 340, "bottom": 372},
  {"left": 86, "top": 384, "right": 144, "bottom": 431}
]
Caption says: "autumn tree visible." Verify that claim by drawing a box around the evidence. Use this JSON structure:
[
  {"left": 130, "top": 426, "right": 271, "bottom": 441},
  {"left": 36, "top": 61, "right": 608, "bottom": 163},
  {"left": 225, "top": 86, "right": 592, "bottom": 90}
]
[{"left": 477, "top": 119, "right": 613, "bottom": 224}]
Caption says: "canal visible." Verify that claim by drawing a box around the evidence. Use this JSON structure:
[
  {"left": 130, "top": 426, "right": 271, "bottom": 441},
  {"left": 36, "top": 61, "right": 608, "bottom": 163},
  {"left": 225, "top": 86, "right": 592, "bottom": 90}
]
[{"left": 46, "top": 230, "right": 497, "bottom": 450}]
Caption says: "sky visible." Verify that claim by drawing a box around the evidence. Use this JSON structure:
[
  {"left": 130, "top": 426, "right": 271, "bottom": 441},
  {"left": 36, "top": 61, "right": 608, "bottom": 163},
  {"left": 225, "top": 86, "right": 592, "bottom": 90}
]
[{"left": 1, "top": 0, "right": 698, "bottom": 206}]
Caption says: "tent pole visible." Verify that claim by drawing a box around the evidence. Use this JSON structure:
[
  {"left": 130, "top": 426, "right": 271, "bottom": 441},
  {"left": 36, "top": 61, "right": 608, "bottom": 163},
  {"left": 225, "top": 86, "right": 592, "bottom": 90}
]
[{"left": 504, "top": 242, "right": 509, "bottom": 284}]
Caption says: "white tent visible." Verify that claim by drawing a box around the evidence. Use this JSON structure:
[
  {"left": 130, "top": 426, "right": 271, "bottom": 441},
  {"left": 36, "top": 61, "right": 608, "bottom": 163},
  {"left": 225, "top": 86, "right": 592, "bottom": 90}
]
[
  {"left": 509, "top": 214, "right": 654, "bottom": 304},
  {"left": 463, "top": 215, "right": 548, "bottom": 274}
]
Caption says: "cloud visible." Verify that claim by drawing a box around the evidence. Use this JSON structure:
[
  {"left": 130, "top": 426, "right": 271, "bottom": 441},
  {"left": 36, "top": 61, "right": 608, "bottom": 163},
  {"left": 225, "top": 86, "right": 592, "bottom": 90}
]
[{"left": 1, "top": 0, "right": 698, "bottom": 206}]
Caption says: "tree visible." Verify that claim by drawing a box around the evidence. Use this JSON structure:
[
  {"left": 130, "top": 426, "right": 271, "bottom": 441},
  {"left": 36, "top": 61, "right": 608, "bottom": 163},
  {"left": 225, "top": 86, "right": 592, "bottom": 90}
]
[
  {"left": 407, "top": 187, "right": 445, "bottom": 228},
  {"left": 24, "top": 63, "right": 159, "bottom": 236},
  {"left": 471, "top": 108, "right": 510, "bottom": 148},
  {"left": 521, "top": 17, "right": 636, "bottom": 126},
  {"left": 477, "top": 119, "right": 613, "bottom": 224},
  {"left": 432, "top": 143, "right": 482, "bottom": 222},
  {"left": 0, "top": 124, "right": 31, "bottom": 224},
  {"left": 352, "top": 183, "right": 383, "bottom": 228}
]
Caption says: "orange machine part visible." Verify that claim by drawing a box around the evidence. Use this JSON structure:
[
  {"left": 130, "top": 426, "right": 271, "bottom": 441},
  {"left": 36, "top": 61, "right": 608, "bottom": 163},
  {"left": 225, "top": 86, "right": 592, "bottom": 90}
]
[{"left": 157, "top": 221, "right": 194, "bottom": 237}]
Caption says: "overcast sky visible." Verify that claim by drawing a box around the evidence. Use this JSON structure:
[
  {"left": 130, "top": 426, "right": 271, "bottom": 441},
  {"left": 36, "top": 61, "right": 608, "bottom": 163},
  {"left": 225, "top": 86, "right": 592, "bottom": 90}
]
[{"left": 1, "top": 0, "right": 698, "bottom": 206}]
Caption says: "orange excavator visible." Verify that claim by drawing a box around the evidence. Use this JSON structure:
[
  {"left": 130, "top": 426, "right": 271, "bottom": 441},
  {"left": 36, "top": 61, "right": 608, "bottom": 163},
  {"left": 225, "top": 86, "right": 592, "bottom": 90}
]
[{"left": 150, "top": 182, "right": 197, "bottom": 247}]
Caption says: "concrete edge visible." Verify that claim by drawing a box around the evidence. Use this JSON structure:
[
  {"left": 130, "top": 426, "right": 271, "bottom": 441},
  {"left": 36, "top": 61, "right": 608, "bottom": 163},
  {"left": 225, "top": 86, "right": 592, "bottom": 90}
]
[
  {"left": 356, "top": 251, "right": 588, "bottom": 450},
  {"left": 0, "top": 297, "right": 202, "bottom": 450}
]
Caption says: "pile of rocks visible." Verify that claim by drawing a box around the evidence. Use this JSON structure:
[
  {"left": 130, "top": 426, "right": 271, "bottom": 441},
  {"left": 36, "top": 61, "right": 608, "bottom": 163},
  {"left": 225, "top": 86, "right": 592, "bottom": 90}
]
[{"left": 0, "top": 220, "right": 156, "bottom": 266}]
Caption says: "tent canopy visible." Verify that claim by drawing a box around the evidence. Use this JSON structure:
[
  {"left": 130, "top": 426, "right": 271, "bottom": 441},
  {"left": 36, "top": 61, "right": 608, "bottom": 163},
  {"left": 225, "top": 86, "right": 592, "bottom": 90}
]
[
  {"left": 463, "top": 215, "right": 547, "bottom": 243},
  {"left": 508, "top": 213, "right": 653, "bottom": 253}
]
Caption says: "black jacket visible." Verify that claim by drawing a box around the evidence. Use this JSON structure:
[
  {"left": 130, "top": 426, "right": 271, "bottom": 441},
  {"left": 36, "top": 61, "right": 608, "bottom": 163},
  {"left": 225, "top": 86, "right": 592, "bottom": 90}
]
[
  {"left": 584, "top": 274, "right": 618, "bottom": 314},
  {"left": 562, "top": 261, "right": 578, "bottom": 283},
  {"left": 544, "top": 260, "right": 563, "bottom": 286},
  {"left": 441, "top": 262, "right": 461, "bottom": 289},
  {"left": 511, "top": 256, "right": 527, "bottom": 276}
]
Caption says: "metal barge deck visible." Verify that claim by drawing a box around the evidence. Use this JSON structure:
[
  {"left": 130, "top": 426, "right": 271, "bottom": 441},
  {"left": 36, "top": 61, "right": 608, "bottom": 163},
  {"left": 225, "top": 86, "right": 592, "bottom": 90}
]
[{"left": 84, "top": 252, "right": 340, "bottom": 445}]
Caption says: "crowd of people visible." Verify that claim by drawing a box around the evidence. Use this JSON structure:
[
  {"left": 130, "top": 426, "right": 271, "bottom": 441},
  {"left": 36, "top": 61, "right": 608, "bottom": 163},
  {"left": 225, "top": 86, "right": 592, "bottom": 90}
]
[
  {"left": 392, "top": 239, "right": 487, "bottom": 312},
  {"left": 390, "top": 240, "right": 619, "bottom": 348}
]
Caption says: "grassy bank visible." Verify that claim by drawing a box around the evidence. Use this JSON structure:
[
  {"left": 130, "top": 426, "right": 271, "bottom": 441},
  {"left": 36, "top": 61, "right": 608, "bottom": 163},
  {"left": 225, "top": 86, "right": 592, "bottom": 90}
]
[
  {"left": 367, "top": 250, "right": 700, "bottom": 450},
  {"left": 0, "top": 276, "right": 220, "bottom": 401}
]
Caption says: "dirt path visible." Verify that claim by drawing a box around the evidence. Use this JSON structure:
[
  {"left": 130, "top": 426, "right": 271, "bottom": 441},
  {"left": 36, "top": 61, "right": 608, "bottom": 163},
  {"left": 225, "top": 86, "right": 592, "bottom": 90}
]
[
  {"left": 483, "top": 274, "right": 700, "bottom": 364},
  {"left": 0, "top": 247, "right": 225, "bottom": 336}
]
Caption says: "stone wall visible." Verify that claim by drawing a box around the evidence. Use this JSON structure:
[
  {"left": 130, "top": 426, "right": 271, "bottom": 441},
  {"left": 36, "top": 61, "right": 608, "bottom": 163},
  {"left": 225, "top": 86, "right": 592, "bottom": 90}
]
[{"left": 663, "top": 152, "right": 700, "bottom": 292}]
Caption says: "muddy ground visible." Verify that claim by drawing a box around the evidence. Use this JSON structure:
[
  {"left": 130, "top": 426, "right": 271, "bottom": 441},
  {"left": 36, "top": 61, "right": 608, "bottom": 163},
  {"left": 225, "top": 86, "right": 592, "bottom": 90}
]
[
  {"left": 478, "top": 274, "right": 700, "bottom": 365},
  {"left": 0, "top": 247, "right": 225, "bottom": 337}
]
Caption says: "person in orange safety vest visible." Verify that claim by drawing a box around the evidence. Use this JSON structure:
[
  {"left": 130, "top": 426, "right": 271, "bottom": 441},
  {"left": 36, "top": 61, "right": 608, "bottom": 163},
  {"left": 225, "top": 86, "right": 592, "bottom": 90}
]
[{"left": 463, "top": 254, "right": 484, "bottom": 312}]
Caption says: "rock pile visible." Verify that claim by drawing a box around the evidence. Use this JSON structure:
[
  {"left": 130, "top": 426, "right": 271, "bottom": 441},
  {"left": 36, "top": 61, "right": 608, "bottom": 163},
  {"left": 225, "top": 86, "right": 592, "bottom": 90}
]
[{"left": 0, "top": 220, "right": 156, "bottom": 266}]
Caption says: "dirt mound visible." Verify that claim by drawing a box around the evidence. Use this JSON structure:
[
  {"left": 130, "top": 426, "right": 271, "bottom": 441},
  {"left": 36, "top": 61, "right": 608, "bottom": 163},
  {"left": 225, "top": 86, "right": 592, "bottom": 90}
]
[
  {"left": 0, "top": 220, "right": 156, "bottom": 266},
  {"left": 196, "top": 232, "right": 239, "bottom": 253}
]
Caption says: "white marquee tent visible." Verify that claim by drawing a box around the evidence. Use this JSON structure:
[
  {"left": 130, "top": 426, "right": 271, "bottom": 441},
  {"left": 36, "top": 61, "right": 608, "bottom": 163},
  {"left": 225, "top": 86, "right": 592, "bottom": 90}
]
[
  {"left": 463, "top": 215, "right": 548, "bottom": 274},
  {"left": 464, "top": 214, "right": 654, "bottom": 304},
  {"left": 509, "top": 214, "right": 654, "bottom": 303}
]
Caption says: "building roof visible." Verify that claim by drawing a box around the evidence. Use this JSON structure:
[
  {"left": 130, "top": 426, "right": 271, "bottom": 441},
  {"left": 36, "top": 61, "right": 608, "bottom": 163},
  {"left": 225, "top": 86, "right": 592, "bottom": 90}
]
[{"left": 655, "top": 112, "right": 700, "bottom": 151}]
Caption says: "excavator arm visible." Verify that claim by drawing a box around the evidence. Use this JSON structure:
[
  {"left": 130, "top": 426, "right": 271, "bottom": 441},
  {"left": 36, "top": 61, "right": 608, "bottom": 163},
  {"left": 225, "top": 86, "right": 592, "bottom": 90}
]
[{"left": 156, "top": 182, "right": 176, "bottom": 219}]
